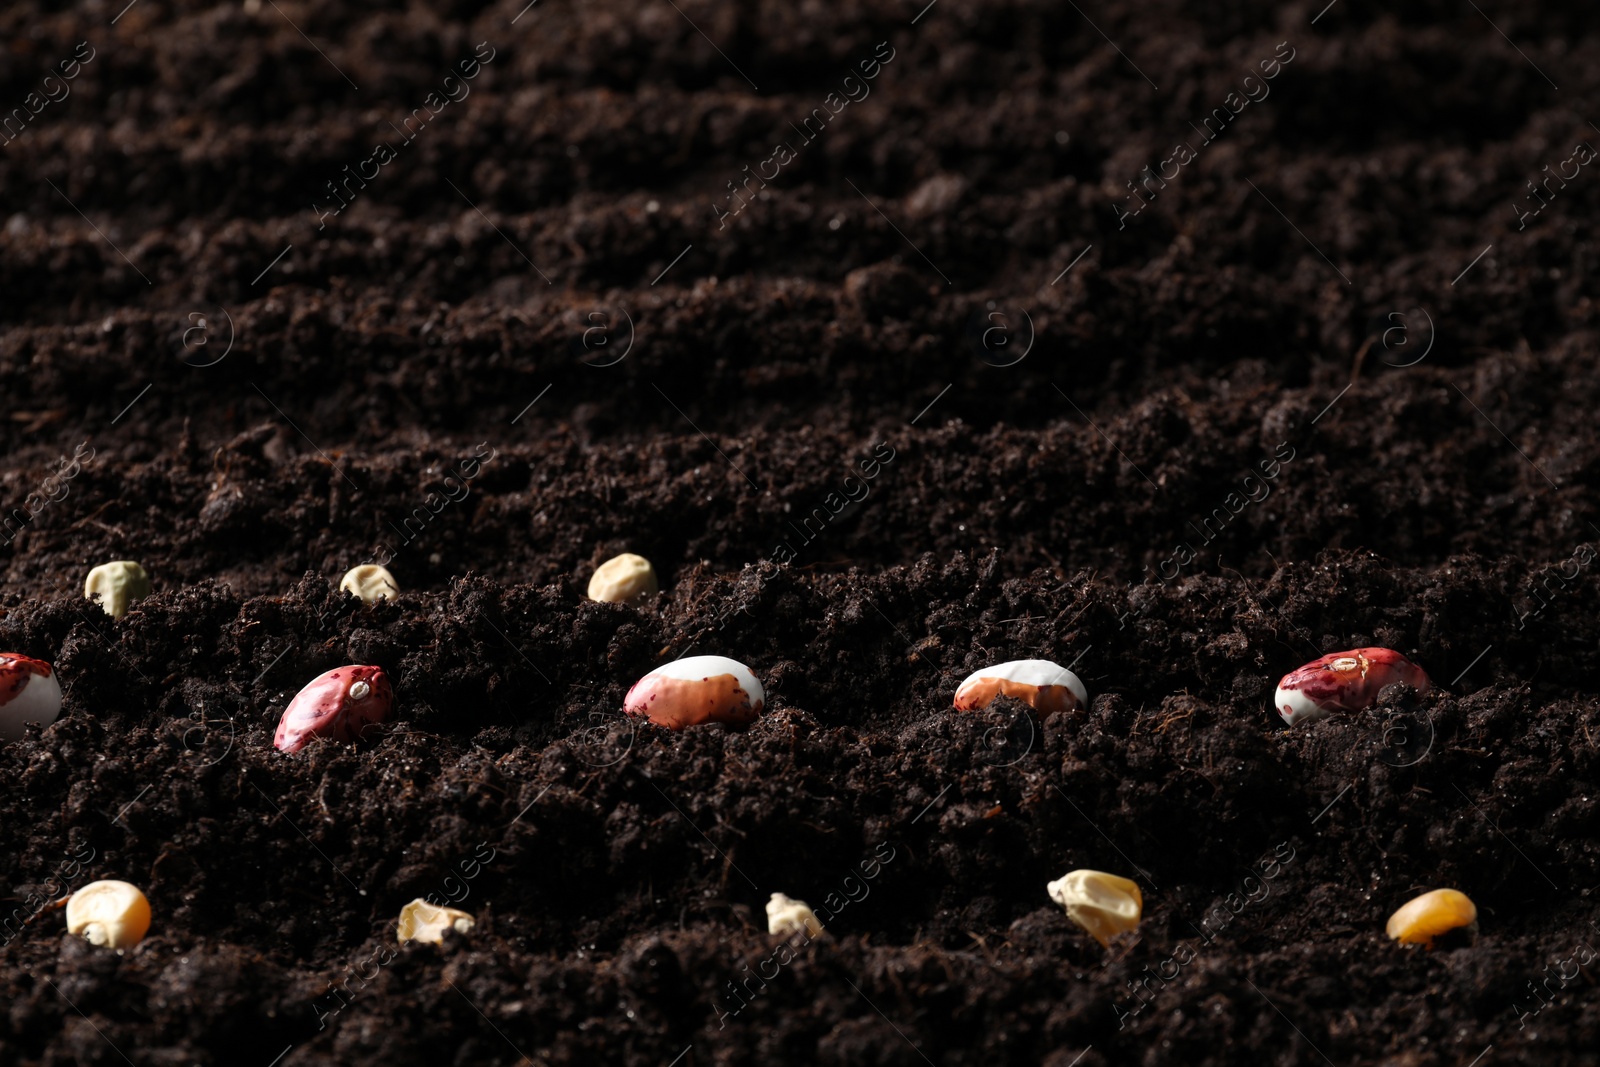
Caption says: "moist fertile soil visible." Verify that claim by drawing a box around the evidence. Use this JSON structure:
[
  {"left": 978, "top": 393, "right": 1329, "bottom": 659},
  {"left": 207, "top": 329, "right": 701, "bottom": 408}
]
[{"left": 3, "top": 1, "right": 1600, "bottom": 1064}]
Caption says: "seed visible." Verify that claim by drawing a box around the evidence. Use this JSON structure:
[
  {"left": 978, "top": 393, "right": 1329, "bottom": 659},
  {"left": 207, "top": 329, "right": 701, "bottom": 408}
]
[
  {"left": 954, "top": 659, "right": 1087, "bottom": 716},
  {"left": 587, "top": 553, "right": 659, "bottom": 604},
  {"left": 766, "top": 893, "right": 823, "bottom": 938},
  {"left": 1274, "top": 647, "right": 1431, "bottom": 725},
  {"left": 84, "top": 560, "right": 151, "bottom": 619},
  {"left": 1386, "top": 888, "right": 1476, "bottom": 947},
  {"left": 340, "top": 564, "right": 399, "bottom": 605},
  {"left": 274, "top": 665, "right": 394, "bottom": 753},
  {"left": 1046, "top": 869, "right": 1143, "bottom": 947},
  {"left": 0, "top": 653, "right": 62, "bottom": 742},
  {"left": 397, "top": 898, "right": 474, "bottom": 944},
  {"left": 65, "top": 880, "right": 151, "bottom": 949},
  {"left": 623, "top": 655, "right": 764, "bottom": 730}
]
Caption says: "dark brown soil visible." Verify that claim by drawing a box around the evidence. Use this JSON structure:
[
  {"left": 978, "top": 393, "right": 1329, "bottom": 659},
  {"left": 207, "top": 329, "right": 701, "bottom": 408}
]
[{"left": 3, "top": 1, "right": 1600, "bottom": 1064}]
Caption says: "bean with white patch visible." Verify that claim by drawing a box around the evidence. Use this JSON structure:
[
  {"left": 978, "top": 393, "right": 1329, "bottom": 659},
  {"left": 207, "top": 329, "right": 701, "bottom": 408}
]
[
  {"left": 953, "top": 659, "right": 1087, "bottom": 716},
  {"left": 0, "top": 653, "right": 62, "bottom": 741},
  {"left": 623, "top": 655, "right": 764, "bottom": 729},
  {"left": 1273, "top": 647, "right": 1430, "bottom": 725}
]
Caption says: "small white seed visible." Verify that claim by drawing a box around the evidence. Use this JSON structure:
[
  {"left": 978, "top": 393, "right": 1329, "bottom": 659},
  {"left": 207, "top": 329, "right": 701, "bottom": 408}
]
[
  {"left": 1046, "top": 869, "right": 1142, "bottom": 947},
  {"left": 766, "top": 893, "right": 824, "bottom": 938},
  {"left": 65, "top": 880, "right": 151, "bottom": 949},
  {"left": 340, "top": 564, "right": 399, "bottom": 605},
  {"left": 397, "top": 898, "right": 475, "bottom": 944},
  {"left": 587, "top": 553, "right": 658, "bottom": 603},
  {"left": 84, "top": 561, "right": 151, "bottom": 619}
]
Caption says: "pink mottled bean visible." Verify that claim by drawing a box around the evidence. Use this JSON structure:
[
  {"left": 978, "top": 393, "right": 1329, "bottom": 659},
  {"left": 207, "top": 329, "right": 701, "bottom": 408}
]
[
  {"left": 1273, "top": 647, "right": 1430, "bottom": 725},
  {"left": 274, "top": 665, "right": 393, "bottom": 753}
]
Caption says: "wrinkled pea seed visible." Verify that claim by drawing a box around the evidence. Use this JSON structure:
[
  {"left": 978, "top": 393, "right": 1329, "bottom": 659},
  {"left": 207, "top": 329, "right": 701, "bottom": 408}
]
[
  {"left": 84, "top": 560, "right": 151, "bottom": 619},
  {"left": 340, "top": 563, "right": 399, "bottom": 605},
  {"left": 766, "top": 893, "right": 824, "bottom": 938}
]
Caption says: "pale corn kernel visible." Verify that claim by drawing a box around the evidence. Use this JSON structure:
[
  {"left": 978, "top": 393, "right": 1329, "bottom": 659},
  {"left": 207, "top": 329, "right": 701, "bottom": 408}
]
[
  {"left": 587, "top": 553, "right": 659, "bottom": 603},
  {"left": 397, "top": 898, "right": 475, "bottom": 944},
  {"left": 340, "top": 564, "right": 399, "bottom": 605},
  {"left": 1046, "top": 869, "right": 1142, "bottom": 947},
  {"left": 1386, "top": 888, "right": 1476, "bottom": 947},
  {"left": 84, "top": 561, "right": 151, "bottom": 619},
  {"left": 766, "top": 893, "right": 824, "bottom": 938},
  {"left": 65, "top": 880, "right": 151, "bottom": 949}
]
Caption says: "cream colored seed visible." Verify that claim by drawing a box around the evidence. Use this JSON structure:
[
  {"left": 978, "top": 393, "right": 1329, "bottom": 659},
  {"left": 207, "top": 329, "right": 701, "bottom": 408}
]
[
  {"left": 84, "top": 561, "right": 151, "bottom": 619},
  {"left": 340, "top": 564, "right": 399, "bottom": 605},
  {"left": 766, "top": 893, "right": 824, "bottom": 938},
  {"left": 1386, "top": 888, "right": 1476, "bottom": 947},
  {"left": 587, "top": 553, "right": 658, "bottom": 604},
  {"left": 1047, "top": 869, "right": 1143, "bottom": 947},
  {"left": 65, "top": 880, "right": 151, "bottom": 950},
  {"left": 397, "top": 899, "right": 475, "bottom": 944}
]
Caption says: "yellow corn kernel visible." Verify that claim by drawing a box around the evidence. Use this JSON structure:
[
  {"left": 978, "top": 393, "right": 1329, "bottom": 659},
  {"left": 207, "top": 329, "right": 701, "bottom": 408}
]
[
  {"left": 397, "top": 899, "right": 474, "bottom": 944},
  {"left": 84, "top": 561, "right": 151, "bottom": 619},
  {"left": 587, "top": 553, "right": 659, "bottom": 603},
  {"left": 65, "top": 880, "right": 151, "bottom": 949},
  {"left": 1047, "top": 869, "right": 1143, "bottom": 947},
  {"left": 766, "top": 893, "right": 824, "bottom": 938},
  {"left": 340, "top": 564, "right": 399, "bottom": 605},
  {"left": 1386, "top": 888, "right": 1476, "bottom": 947}
]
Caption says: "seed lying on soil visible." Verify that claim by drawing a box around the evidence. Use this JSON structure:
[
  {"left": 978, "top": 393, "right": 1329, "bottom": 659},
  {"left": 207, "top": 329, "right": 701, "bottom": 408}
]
[
  {"left": 766, "top": 893, "right": 824, "bottom": 938},
  {"left": 274, "top": 665, "right": 394, "bottom": 753},
  {"left": 1274, "top": 647, "right": 1431, "bottom": 725},
  {"left": 1047, "top": 869, "right": 1143, "bottom": 947},
  {"left": 1386, "top": 888, "right": 1477, "bottom": 947},
  {"left": 587, "top": 552, "right": 659, "bottom": 603},
  {"left": 623, "top": 655, "right": 765, "bottom": 729},
  {"left": 65, "top": 880, "right": 151, "bottom": 949},
  {"left": 340, "top": 563, "right": 399, "bottom": 605},
  {"left": 953, "top": 659, "right": 1088, "bottom": 716},
  {"left": 397, "top": 899, "right": 474, "bottom": 944},
  {"left": 84, "top": 560, "right": 151, "bottom": 619},
  {"left": 0, "top": 654, "right": 63, "bottom": 742}
]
